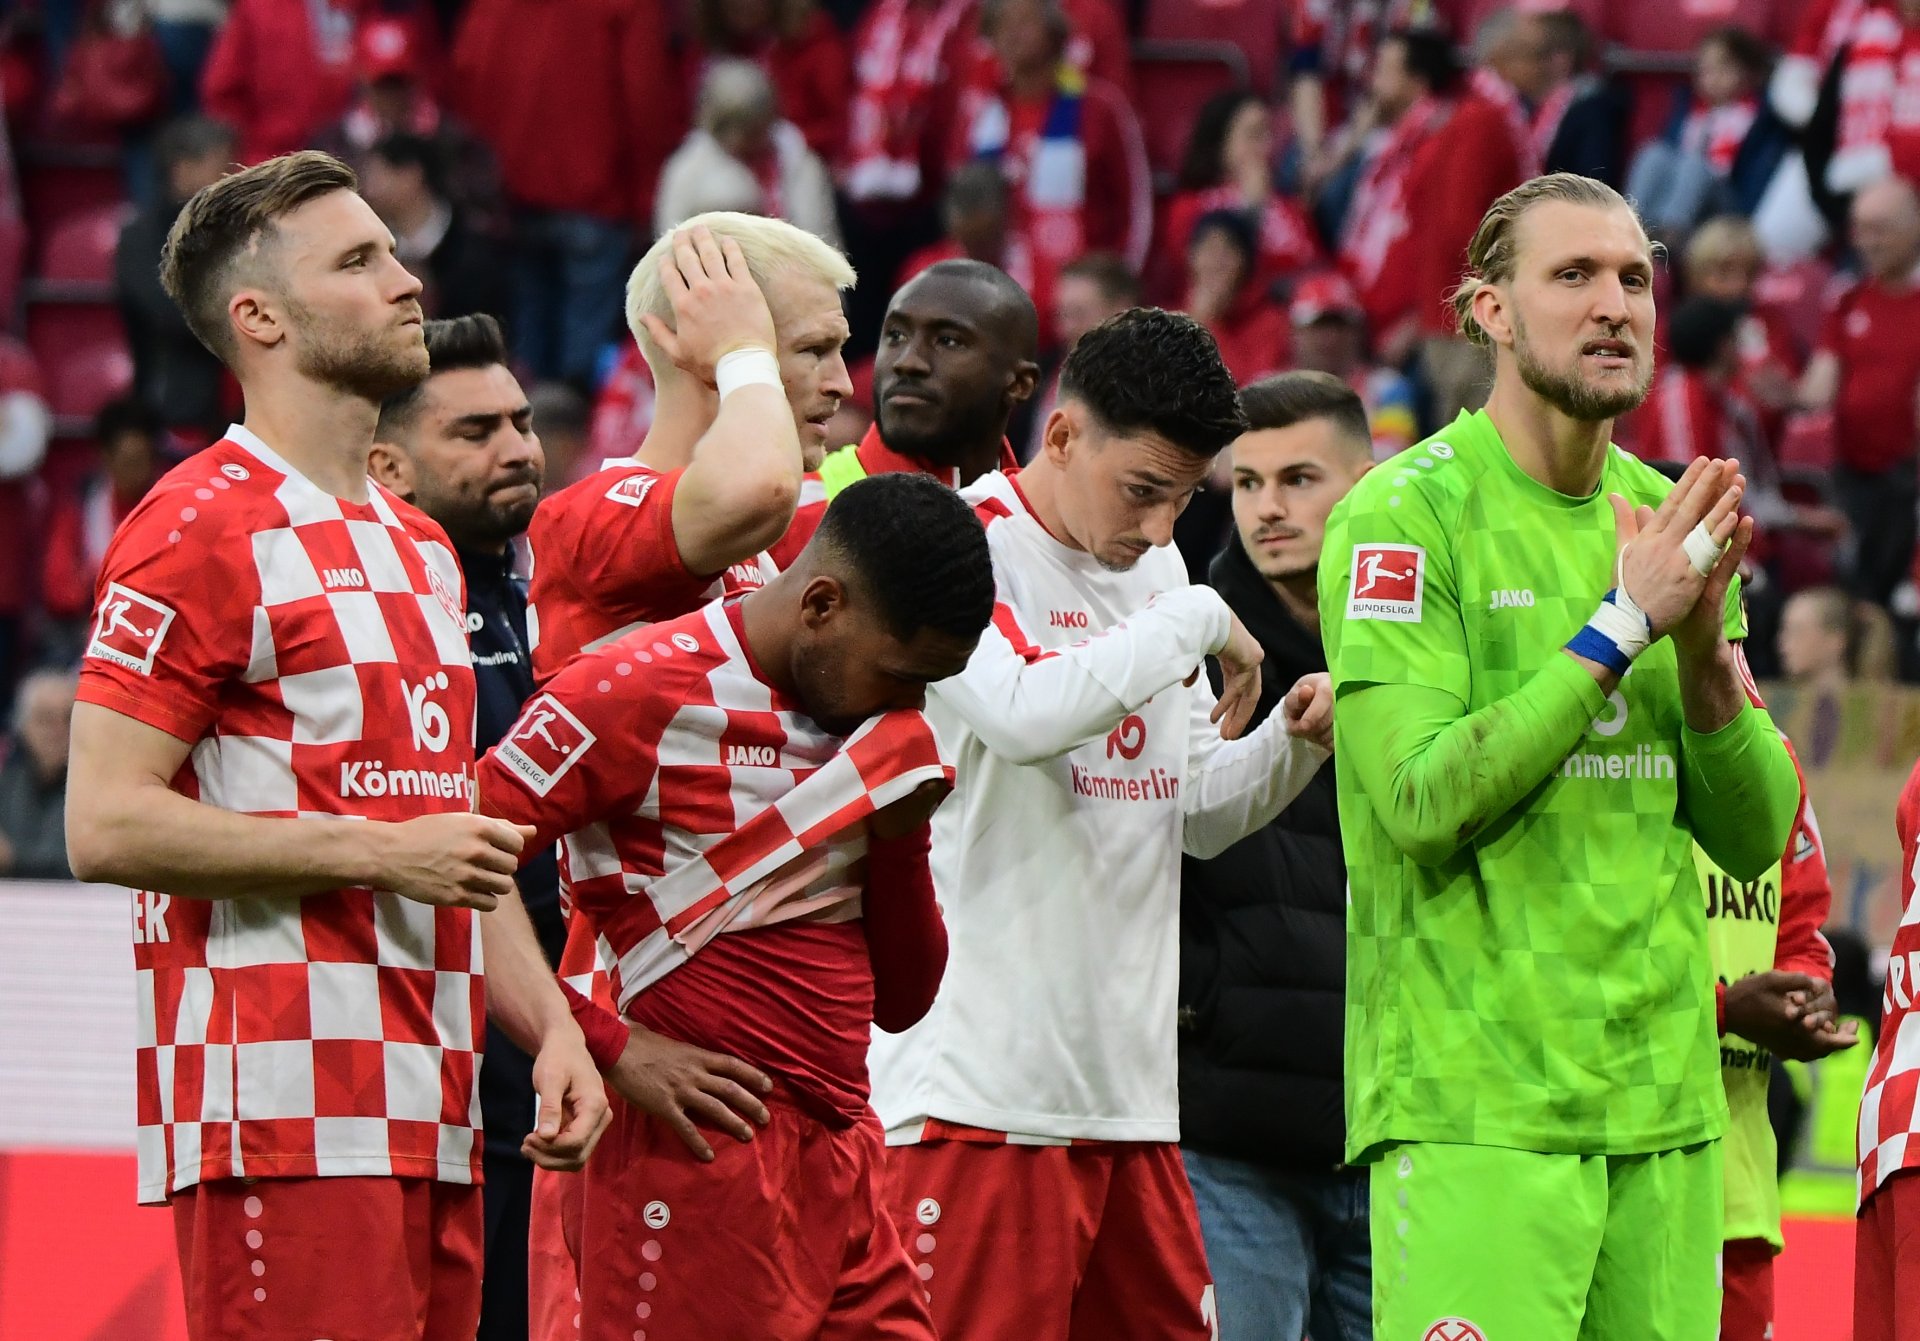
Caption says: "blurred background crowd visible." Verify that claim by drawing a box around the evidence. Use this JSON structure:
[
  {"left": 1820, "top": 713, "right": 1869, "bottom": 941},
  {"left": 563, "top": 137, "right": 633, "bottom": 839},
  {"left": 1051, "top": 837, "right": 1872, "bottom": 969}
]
[{"left": 0, "top": 0, "right": 1910, "bottom": 878}]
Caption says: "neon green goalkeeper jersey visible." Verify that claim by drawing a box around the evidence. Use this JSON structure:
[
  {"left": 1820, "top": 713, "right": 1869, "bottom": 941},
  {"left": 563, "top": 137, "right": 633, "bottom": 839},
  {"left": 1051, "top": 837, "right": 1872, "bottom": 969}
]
[{"left": 1321, "top": 410, "right": 1793, "bottom": 1162}]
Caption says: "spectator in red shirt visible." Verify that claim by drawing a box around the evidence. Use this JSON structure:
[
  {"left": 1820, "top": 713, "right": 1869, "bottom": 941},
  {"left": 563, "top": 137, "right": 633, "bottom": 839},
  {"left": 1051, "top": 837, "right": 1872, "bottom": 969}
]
[
  {"left": 41, "top": 399, "right": 167, "bottom": 661},
  {"left": 1799, "top": 174, "right": 1920, "bottom": 602},
  {"left": 838, "top": 0, "right": 980, "bottom": 345},
  {"left": 1339, "top": 27, "right": 1524, "bottom": 419},
  {"left": 1288, "top": 271, "right": 1420, "bottom": 457},
  {"left": 453, "top": 0, "right": 681, "bottom": 389},
  {"left": 896, "top": 161, "right": 1036, "bottom": 291},
  {"left": 1163, "top": 91, "right": 1327, "bottom": 304},
  {"left": 313, "top": 16, "right": 500, "bottom": 227},
  {"left": 1631, "top": 296, "right": 1767, "bottom": 469},
  {"left": 687, "top": 0, "right": 852, "bottom": 162},
  {"left": 951, "top": 0, "right": 1150, "bottom": 317},
  {"left": 1682, "top": 215, "right": 1805, "bottom": 431},
  {"left": 201, "top": 0, "right": 435, "bottom": 164},
  {"left": 1182, "top": 209, "right": 1289, "bottom": 386}
]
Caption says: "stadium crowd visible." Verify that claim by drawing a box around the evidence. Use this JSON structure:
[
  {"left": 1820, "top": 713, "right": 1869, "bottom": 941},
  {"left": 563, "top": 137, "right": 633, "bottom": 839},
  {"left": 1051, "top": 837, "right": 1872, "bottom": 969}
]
[{"left": 3, "top": 0, "right": 1920, "bottom": 1338}]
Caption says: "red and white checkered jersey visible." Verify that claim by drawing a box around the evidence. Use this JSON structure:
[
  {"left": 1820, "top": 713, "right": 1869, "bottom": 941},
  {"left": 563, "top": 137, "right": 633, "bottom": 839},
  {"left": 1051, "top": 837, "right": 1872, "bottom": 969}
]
[
  {"left": 525, "top": 460, "right": 780, "bottom": 684},
  {"left": 75, "top": 426, "right": 483, "bottom": 1205},
  {"left": 868, "top": 470, "right": 1328, "bottom": 1145},
  {"left": 1859, "top": 753, "right": 1920, "bottom": 1203},
  {"left": 477, "top": 599, "right": 951, "bottom": 1013}
]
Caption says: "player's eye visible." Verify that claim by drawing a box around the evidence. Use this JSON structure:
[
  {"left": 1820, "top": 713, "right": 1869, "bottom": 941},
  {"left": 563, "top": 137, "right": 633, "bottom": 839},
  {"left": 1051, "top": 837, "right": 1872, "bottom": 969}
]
[
  {"left": 937, "top": 334, "right": 963, "bottom": 349},
  {"left": 1234, "top": 477, "right": 1258, "bottom": 491},
  {"left": 1126, "top": 484, "right": 1156, "bottom": 501}
]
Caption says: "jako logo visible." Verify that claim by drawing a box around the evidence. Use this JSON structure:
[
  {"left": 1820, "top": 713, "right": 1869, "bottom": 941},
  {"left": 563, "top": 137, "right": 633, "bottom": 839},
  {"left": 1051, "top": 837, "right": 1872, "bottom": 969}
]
[
  {"left": 1106, "top": 715, "right": 1147, "bottom": 760},
  {"left": 322, "top": 567, "right": 367, "bottom": 590},
  {"left": 1049, "top": 610, "right": 1090, "bottom": 630},
  {"left": 726, "top": 744, "right": 779, "bottom": 767},
  {"left": 1487, "top": 589, "right": 1534, "bottom": 610},
  {"left": 402, "top": 672, "right": 453, "bottom": 752},
  {"left": 643, "top": 1201, "right": 671, "bottom": 1229}
]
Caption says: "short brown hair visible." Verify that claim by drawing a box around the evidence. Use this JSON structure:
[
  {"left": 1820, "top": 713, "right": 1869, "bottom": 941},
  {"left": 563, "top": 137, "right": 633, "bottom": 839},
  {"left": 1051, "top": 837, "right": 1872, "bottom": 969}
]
[
  {"left": 160, "top": 150, "right": 358, "bottom": 362},
  {"left": 1448, "top": 173, "right": 1650, "bottom": 347},
  {"left": 1239, "top": 371, "right": 1371, "bottom": 453}
]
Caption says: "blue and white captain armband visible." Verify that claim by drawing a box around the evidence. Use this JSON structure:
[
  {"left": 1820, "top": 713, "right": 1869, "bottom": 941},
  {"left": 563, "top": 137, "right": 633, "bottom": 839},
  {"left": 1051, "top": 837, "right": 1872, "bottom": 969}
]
[{"left": 1565, "top": 587, "right": 1652, "bottom": 675}]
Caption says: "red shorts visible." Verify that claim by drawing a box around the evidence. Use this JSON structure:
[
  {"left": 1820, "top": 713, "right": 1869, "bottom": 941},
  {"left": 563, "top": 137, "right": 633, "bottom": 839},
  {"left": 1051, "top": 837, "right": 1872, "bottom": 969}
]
[
  {"left": 528, "top": 1159, "right": 586, "bottom": 1341},
  {"left": 1720, "top": 1237, "right": 1774, "bottom": 1341},
  {"left": 171, "top": 1175, "right": 482, "bottom": 1341},
  {"left": 1858, "top": 1167, "right": 1920, "bottom": 1341},
  {"left": 881, "top": 1138, "right": 1216, "bottom": 1341},
  {"left": 550, "top": 1087, "right": 932, "bottom": 1341}
]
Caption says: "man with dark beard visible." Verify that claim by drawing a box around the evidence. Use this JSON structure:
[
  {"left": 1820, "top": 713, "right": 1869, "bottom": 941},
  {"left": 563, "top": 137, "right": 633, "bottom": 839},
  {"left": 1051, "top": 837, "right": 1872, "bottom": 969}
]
[
  {"left": 64, "top": 152, "right": 608, "bottom": 1341},
  {"left": 803, "top": 260, "right": 1040, "bottom": 507},
  {"left": 1319, "top": 173, "right": 1801, "bottom": 1341},
  {"left": 368, "top": 313, "right": 558, "bottom": 1341}
]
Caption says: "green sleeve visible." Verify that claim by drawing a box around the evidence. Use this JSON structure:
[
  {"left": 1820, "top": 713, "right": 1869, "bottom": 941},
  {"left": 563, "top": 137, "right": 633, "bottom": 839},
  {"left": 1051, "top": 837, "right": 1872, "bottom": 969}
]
[
  {"left": 1680, "top": 702, "right": 1799, "bottom": 881},
  {"left": 1338, "top": 655, "right": 1609, "bottom": 867}
]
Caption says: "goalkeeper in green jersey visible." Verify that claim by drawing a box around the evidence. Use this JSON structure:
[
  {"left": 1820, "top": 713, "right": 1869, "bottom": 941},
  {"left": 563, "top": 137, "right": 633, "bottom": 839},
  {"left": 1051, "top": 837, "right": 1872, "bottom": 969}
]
[{"left": 1319, "top": 173, "right": 1801, "bottom": 1341}]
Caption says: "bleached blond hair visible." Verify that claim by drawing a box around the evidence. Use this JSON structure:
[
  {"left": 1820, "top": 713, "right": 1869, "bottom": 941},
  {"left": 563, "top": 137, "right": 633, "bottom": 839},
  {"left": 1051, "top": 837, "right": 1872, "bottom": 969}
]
[
  {"left": 626, "top": 212, "right": 856, "bottom": 378},
  {"left": 1447, "top": 173, "right": 1654, "bottom": 347}
]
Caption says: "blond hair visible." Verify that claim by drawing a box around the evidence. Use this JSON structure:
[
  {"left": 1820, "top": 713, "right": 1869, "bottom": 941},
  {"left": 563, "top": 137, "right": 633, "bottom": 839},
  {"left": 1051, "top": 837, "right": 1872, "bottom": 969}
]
[
  {"left": 1682, "top": 215, "right": 1762, "bottom": 285},
  {"left": 1448, "top": 173, "right": 1650, "bottom": 347},
  {"left": 627, "top": 212, "right": 856, "bottom": 378}
]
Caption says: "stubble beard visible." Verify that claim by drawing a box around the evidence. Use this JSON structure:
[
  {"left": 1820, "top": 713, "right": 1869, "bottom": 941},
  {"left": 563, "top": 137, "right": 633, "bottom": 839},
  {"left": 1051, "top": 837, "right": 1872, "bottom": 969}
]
[{"left": 1512, "top": 316, "right": 1653, "bottom": 423}]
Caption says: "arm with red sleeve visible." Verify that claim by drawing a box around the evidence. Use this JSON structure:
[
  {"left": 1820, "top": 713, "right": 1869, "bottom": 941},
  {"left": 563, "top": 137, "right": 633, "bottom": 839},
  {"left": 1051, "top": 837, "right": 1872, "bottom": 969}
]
[{"left": 863, "top": 822, "right": 947, "bottom": 1032}]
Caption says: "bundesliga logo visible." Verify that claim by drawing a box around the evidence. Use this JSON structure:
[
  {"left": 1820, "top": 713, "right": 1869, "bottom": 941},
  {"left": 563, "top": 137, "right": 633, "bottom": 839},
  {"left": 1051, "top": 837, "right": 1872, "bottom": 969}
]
[
  {"left": 1347, "top": 544, "right": 1425, "bottom": 623},
  {"left": 86, "top": 583, "right": 176, "bottom": 675},
  {"left": 497, "top": 694, "right": 596, "bottom": 797}
]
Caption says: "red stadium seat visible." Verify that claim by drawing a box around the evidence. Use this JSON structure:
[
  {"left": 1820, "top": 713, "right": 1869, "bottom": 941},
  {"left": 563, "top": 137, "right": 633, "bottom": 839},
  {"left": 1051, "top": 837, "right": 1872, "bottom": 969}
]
[
  {"left": 19, "top": 152, "right": 124, "bottom": 255},
  {"left": 1131, "top": 42, "right": 1252, "bottom": 189},
  {"left": 1604, "top": 0, "right": 1798, "bottom": 53},
  {"left": 25, "top": 301, "right": 132, "bottom": 421},
  {"left": 35, "top": 200, "right": 130, "bottom": 285},
  {"left": 1140, "top": 0, "right": 1284, "bottom": 93}
]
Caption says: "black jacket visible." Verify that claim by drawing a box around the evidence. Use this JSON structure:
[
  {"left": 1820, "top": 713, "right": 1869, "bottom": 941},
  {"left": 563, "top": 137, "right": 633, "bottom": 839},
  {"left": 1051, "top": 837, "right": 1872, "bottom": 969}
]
[
  {"left": 1177, "top": 536, "right": 1347, "bottom": 1168},
  {"left": 460, "top": 543, "right": 566, "bottom": 1160},
  {"left": 115, "top": 201, "right": 226, "bottom": 434}
]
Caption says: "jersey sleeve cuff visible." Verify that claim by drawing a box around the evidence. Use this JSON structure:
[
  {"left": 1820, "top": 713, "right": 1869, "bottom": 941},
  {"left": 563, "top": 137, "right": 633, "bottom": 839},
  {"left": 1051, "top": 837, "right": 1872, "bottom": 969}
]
[{"left": 74, "top": 679, "right": 210, "bottom": 745}]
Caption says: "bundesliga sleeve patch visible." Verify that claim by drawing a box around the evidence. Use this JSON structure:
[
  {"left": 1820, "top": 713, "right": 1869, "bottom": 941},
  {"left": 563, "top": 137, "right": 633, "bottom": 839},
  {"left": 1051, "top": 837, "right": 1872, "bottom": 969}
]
[
  {"left": 85, "top": 583, "right": 177, "bottom": 674},
  {"left": 496, "top": 693, "right": 597, "bottom": 796},
  {"left": 1346, "top": 543, "right": 1425, "bottom": 622},
  {"left": 605, "top": 473, "right": 657, "bottom": 507}
]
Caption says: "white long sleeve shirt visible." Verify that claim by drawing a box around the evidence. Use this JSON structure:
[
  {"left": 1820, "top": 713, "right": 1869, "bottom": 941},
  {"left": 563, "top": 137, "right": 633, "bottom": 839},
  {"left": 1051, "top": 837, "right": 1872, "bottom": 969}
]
[{"left": 868, "top": 472, "right": 1328, "bottom": 1144}]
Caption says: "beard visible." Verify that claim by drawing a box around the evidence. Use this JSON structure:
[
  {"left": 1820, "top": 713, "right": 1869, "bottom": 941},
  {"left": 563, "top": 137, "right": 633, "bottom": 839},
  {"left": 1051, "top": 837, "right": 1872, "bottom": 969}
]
[
  {"left": 1512, "top": 316, "right": 1653, "bottom": 423},
  {"left": 874, "top": 387, "right": 1005, "bottom": 467},
  {"left": 290, "top": 298, "right": 430, "bottom": 404},
  {"left": 427, "top": 473, "right": 541, "bottom": 550}
]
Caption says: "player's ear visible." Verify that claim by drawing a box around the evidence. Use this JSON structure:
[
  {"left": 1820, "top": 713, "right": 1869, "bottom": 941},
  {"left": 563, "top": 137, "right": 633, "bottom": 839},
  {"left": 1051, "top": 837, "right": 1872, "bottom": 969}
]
[
  {"left": 368, "top": 441, "right": 415, "bottom": 499},
  {"left": 1007, "top": 359, "right": 1041, "bottom": 406},
  {"left": 1040, "top": 405, "right": 1075, "bottom": 467},
  {"left": 798, "top": 574, "right": 849, "bottom": 629}
]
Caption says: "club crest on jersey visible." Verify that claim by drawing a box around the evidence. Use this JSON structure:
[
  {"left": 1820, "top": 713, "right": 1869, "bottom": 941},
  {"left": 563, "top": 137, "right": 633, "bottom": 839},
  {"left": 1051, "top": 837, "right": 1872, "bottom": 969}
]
[
  {"left": 86, "top": 583, "right": 177, "bottom": 675},
  {"left": 1347, "top": 544, "right": 1424, "bottom": 622},
  {"left": 496, "top": 694, "right": 595, "bottom": 796},
  {"left": 605, "top": 473, "right": 657, "bottom": 508},
  {"left": 1423, "top": 1320, "right": 1487, "bottom": 1341},
  {"left": 423, "top": 562, "right": 463, "bottom": 625}
]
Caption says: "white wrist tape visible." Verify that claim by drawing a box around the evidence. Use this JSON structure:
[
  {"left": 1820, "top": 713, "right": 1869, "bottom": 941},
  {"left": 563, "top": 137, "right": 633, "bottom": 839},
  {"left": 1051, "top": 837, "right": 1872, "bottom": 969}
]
[
  {"left": 1682, "top": 522, "right": 1725, "bottom": 577},
  {"left": 715, "top": 346, "right": 781, "bottom": 401}
]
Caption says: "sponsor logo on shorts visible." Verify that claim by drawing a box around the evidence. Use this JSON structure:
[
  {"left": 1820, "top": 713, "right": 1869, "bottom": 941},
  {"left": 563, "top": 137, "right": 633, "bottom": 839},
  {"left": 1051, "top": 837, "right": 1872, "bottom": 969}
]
[
  {"left": 1423, "top": 1320, "right": 1487, "bottom": 1341},
  {"left": 87, "top": 583, "right": 177, "bottom": 675},
  {"left": 496, "top": 694, "right": 595, "bottom": 797},
  {"left": 643, "top": 1200, "right": 671, "bottom": 1229},
  {"left": 1347, "top": 544, "right": 1424, "bottom": 623},
  {"left": 915, "top": 1198, "right": 941, "bottom": 1226},
  {"left": 605, "top": 473, "right": 657, "bottom": 508}
]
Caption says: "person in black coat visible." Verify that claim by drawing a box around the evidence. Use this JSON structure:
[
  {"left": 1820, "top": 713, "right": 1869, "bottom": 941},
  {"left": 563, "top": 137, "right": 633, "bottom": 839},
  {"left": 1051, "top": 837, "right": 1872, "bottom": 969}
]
[
  {"left": 1178, "top": 371, "right": 1375, "bottom": 1341},
  {"left": 115, "top": 116, "right": 237, "bottom": 438},
  {"left": 368, "top": 314, "right": 561, "bottom": 1341},
  {"left": 361, "top": 133, "right": 514, "bottom": 325}
]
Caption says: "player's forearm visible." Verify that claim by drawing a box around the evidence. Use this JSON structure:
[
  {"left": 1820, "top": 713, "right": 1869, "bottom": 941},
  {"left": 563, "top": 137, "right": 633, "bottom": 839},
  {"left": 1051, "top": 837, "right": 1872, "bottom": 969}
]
[
  {"left": 1680, "top": 705, "right": 1800, "bottom": 882},
  {"left": 1342, "top": 657, "right": 1607, "bottom": 867},
  {"left": 1181, "top": 717, "right": 1329, "bottom": 859},
  {"left": 67, "top": 779, "right": 392, "bottom": 899},
  {"left": 673, "top": 385, "right": 803, "bottom": 566},
  {"left": 862, "top": 824, "right": 947, "bottom": 1033},
  {"left": 1676, "top": 640, "right": 1748, "bottom": 734},
  {"left": 482, "top": 889, "right": 583, "bottom": 1057},
  {"left": 935, "top": 587, "right": 1233, "bottom": 765}
]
